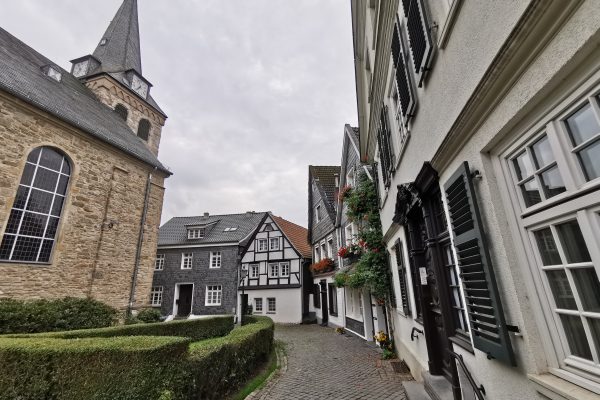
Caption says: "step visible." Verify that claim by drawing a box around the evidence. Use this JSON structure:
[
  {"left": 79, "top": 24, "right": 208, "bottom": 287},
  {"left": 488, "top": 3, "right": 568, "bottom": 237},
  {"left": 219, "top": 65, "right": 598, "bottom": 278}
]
[
  {"left": 423, "top": 372, "right": 454, "bottom": 400},
  {"left": 403, "top": 381, "right": 432, "bottom": 400}
]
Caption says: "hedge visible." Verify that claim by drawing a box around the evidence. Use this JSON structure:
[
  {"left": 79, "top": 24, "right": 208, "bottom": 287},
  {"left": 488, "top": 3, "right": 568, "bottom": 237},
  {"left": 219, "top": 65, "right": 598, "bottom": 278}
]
[
  {"left": 0, "top": 297, "right": 118, "bottom": 334},
  {"left": 180, "top": 316, "right": 275, "bottom": 399},
  {"left": 0, "top": 336, "right": 190, "bottom": 400},
  {"left": 11, "top": 315, "right": 234, "bottom": 342}
]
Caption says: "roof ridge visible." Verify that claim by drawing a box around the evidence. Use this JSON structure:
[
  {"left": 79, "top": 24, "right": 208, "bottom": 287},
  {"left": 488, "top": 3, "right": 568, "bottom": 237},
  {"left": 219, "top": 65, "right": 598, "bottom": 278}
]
[{"left": 169, "top": 211, "right": 269, "bottom": 219}]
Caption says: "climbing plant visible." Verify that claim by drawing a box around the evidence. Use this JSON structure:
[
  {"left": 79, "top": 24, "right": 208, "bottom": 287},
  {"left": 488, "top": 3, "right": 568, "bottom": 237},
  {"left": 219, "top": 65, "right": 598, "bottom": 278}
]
[{"left": 335, "top": 171, "right": 390, "bottom": 301}]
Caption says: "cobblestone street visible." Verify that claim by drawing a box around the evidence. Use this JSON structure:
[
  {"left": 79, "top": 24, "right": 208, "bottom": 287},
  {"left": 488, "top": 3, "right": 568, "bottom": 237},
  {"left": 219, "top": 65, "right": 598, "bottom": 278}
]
[{"left": 251, "top": 324, "right": 407, "bottom": 400}]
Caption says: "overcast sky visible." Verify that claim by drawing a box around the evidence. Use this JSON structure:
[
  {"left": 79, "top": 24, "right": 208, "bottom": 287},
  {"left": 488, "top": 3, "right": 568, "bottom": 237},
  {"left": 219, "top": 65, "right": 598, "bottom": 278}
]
[{"left": 1, "top": 1, "right": 357, "bottom": 227}]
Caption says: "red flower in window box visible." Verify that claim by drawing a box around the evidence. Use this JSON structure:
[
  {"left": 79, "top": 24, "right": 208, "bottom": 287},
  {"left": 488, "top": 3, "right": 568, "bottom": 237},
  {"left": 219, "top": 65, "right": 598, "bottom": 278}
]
[
  {"left": 337, "top": 246, "right": 349, "bottom": 258},
  {"left": 338, "top": 185, "right": 352, "bottom": 202},
  {"left": 310, "top": 258, "right": 335, "bottom": 274}
]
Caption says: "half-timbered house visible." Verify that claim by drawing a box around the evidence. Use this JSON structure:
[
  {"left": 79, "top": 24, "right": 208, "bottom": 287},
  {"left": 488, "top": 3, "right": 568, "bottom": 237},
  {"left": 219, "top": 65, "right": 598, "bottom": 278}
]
[{"left": 239, "top": 213, "right": 311, "bottom": 324}]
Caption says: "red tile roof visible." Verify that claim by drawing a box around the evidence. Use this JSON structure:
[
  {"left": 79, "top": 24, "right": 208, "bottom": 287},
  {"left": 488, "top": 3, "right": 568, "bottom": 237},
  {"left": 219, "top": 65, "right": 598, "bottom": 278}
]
[{"left": 272, "top": 215, "right": 312, "bottom": 259}]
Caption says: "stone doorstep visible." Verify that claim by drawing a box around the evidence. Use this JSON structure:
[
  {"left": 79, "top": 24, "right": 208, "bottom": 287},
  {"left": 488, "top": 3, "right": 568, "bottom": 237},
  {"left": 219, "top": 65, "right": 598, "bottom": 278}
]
[
  {"left": 423, "top": 372, "right": 454, "bottom": 400},
  {"left": 403, "top": 381, "right": 433, "bottom": 400}
]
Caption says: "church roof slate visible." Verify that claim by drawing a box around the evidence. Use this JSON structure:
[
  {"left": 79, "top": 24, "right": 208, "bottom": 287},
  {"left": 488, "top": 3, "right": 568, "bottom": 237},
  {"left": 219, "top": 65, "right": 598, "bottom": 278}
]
[{"left": 0, "top": 27, "right": 170, "bottom": 175}]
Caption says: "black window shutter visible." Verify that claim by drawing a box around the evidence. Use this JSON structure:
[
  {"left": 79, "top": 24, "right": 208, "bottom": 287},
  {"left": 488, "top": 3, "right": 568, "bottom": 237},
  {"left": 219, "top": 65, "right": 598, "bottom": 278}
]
[
  {"left": 444, "top": 162, "right": 516, "bottom": 366},
  {"left": 391, "top": 22, "right": 415, "bottom": 125},
  {"left": 405, "top": 0, "right": 433, "bottom": 87},
  {"left": 372, "top": 162, "right": 381, "bottom": 208},
  {"left": 394, "top": 240, "right": 411, "bottom": 316},
  {"left": 376, "top": 129, "right": 389, "bottom": 188}
]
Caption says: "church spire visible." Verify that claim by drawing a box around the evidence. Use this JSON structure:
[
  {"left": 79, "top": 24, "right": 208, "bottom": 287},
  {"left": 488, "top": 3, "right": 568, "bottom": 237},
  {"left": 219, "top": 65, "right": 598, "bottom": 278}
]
[{"left": 92, "top": 0, "right": 142, "bottom": 74}]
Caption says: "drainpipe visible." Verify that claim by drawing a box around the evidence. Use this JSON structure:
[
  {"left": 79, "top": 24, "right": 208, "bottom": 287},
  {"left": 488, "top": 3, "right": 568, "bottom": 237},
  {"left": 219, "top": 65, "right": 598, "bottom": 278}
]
[{"left": 127, "top": 167, "right": 156, "bottom": 316}]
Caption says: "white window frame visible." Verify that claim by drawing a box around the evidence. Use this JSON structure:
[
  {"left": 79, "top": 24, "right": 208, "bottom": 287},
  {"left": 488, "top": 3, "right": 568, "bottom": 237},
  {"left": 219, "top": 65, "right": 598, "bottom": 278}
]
[
  {"left": 210, "top": 251, "right": 222, "bottom": 268},
  {"left": 314, "top": 245, "right": 321, "bottom": 262},
  {"left": 205, "top": 285, "right": 222, "bottom": 306},
  {"left": 267, "top": 297, "right": 276, "bottom": 313},
  {"left": 250, "top": 264, "right": 259, "bottom": 278},
  {"left": 269, "top": 262, "right": 279, "bottom": 277},
  {"left": 327, "top": 237, "right": 334, "bottom": 259},
  {"left": 315, "top": 204, "right": 321, "bottom": 223},
  {"left": 345, "top": 223, "right": 355, "bottom": 246},
  {"left": 254, "top": 298, "right": 263, "bottom": 313},
  {"left": 280, "top": 262, "right": 290, "bottom": 277},
  {"left": 150, "top": 286, "right": 163, "bottom": 307},
  {"left": 187, "top": 228, "right": 205, "bottom": 239},
  {"left": 155, "top": 254, "right": 165, "bottom": 271},
  {"left": 269, "top": 237, "right": 280, "bottom": 251},
  {"left": 257, "top": 238, "right": 268, "bottom": 252},
  {"left": 493, "top": 80, "right": 600, "bottom": 393},
  {"left": 346, "top": 167, "right": 356, "bottom": 187},
  {"left": 320, "top": 241, "right": 327, "bottom": 260},
  {"left": 181, "top": 253, "right": 193, "bottom": 270}
]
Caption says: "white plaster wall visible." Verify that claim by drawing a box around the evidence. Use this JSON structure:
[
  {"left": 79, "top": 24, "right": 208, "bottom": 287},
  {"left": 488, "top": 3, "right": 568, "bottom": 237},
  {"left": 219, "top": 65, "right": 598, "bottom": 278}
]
[
  {"left": 308, "top": 275, "right": 345, "bottom": 329},
  {"left": 245, "top": 288, "right": 302, "bottom": 324}
]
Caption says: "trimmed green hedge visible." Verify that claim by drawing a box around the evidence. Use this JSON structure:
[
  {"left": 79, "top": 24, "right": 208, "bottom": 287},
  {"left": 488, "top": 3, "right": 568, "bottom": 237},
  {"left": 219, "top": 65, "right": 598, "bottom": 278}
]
[
  {"left": 0, "top": 297, "right": 118, "bottom": 334},
  {"left": 11, "top": 315, "right": 234, "bottom": 342},
  {"left": 181, "top": 316, "right": 275, "bottom": 399},
  {"left": 0, "top": 336, "right": 190, "bottom": 400}
]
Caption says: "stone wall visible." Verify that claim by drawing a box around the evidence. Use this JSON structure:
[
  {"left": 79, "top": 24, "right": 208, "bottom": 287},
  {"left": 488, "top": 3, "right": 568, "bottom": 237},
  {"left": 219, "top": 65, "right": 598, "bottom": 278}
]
[{"left": 0, "top": 92, "right": 167, "bottom": 311}]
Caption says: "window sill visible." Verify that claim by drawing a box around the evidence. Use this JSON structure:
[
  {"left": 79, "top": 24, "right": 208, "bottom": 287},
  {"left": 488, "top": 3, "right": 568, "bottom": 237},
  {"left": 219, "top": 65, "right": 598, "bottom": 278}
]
[
  {"left": 330, "top": 312, "right": 338, "bottom": 317},
  {"left": 267, "top": 312, "right": 276, "bottom": 315},
  {"left": 528, "top": 373, "right": 600, "bottom": 400},
  {"left": 449, "top": 335, "right": 474, "bottom": 354},
  {"left": 205, "top": 304, "right": 221, "bottom": 307},
  {"left": 0, "top": 260, "right": 52, "bottom": 266}
]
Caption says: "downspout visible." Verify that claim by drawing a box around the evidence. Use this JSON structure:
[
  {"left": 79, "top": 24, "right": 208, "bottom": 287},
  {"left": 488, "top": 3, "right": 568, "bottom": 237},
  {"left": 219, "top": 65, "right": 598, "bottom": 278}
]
[{"left": 127, "top": 167, "right": 156, "bottom": 316}]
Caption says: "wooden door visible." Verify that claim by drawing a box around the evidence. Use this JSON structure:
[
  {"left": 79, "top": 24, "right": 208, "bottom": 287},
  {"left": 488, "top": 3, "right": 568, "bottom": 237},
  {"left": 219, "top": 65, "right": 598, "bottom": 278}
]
[{"left": 177, "top": 284, "right": 193, "bottom": 317}]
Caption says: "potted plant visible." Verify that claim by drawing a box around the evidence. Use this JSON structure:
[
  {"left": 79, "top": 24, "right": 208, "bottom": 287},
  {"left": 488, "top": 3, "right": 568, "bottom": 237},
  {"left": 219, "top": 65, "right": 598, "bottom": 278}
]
[{"left": 309, "top": 258, "right": 335, "bottom": 275}]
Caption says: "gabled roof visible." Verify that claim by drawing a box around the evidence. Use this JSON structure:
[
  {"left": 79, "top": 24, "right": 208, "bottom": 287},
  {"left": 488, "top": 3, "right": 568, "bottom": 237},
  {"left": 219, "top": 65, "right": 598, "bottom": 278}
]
[
  {"left": 309, "top": 165, "right": 340, "bottom": 209},
  {"left": 336, "top": 125, "right": 362, "bottom": 226},
  {"left": 0, "top": 27, "right": 170, "bottom": 175},
  {"left": 93, "top": 0, "right": 142, "bottom": 75},
  {"left": 271, "top": 215, "right": 311, "bottom": 259},
  {"left": 158, "top": 212, "right": 267, "bottom": 246}
]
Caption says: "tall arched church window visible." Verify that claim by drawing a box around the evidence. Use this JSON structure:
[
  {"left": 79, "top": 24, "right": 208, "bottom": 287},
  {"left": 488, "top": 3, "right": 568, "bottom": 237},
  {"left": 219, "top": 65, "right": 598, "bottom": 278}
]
[
  {"left": 114, "top": 104, "right": 128, "bottom": 121},
  {"left": 137, "top": 119, "right": 150, "bottom": 141},
  {"left": 0, "top": 147, "right": 71, "bottom": 263}
]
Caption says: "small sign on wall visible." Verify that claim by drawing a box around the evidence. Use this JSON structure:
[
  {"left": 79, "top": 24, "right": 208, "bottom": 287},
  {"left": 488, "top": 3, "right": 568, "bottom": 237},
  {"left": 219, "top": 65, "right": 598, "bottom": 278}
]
[{"left": 419, "top": 267, "right": 428, "bottom": 285}]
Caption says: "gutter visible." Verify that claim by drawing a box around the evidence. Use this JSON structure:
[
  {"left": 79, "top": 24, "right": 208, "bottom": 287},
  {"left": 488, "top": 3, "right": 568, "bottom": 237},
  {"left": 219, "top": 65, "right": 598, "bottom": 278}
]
[{"left": 127, "top": 167, "right": 156, "bottom": 316}]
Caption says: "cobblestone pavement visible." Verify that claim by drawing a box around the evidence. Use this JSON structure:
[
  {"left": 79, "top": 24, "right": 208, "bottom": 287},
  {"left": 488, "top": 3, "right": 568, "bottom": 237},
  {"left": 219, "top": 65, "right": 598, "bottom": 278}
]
[{"left": 252, "top": 324, "right": 407, "bottom": 400}]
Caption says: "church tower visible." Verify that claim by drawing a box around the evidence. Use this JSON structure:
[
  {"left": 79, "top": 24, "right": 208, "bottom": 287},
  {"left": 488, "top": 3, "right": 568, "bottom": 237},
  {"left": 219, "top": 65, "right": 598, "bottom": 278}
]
[{"left": 70, "top": 0, "right": 166, "bottom": 156}]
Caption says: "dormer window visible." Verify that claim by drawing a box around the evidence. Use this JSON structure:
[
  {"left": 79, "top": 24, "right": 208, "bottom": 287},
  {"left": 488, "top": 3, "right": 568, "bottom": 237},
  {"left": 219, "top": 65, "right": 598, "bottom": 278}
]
[
  {"left": 315, "top": 205, "right": 322, "bottom": 223},
  {"left": 188, "top": 228, "right": 205, "bottom": 239},
  {"left": 223, "top": 227, "right": 238, "bottom": 232},
  {"left": 100, "top": 38, "right": 108, "bottom": 46},
  {"left": 42, "top": 65, "right": 62, "bottom": 82}
]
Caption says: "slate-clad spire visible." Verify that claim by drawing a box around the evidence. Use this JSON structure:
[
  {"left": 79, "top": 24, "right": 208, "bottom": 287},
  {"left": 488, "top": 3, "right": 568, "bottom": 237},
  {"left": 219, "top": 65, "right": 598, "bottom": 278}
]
[{"left": 93, "top": 0, "right": 142, "bottom": 74}]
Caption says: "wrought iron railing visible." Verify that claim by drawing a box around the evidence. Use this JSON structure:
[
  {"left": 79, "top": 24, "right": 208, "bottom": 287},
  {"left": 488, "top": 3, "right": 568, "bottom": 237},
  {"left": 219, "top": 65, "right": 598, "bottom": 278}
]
[{"left": 448, "top": 350, "right": 486, "bottom": 400}]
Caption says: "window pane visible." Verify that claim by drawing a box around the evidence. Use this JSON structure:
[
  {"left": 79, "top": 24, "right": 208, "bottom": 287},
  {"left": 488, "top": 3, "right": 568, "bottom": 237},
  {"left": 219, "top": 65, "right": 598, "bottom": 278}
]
[
  {"left": 556, "top": 220, "right": 591, "bottom": 263},
  {"left": 559, "top": 314, "right": 593, "bottom": 360},
  {"left": 45, "top": 217, "right": 60, "bottom": 239},
  {"left": 521, "top": 179, "right": 542, "bottom": 207},
  {"left": 588, "top": 318, "right": 600, "bottom": 361},
  {"left": 5, "top": 210, "right": 22, "bottom": 234},
  {"left": 11, "top": 236, "right": 42, "bottom": 261},
  {"left": 38, "top": 240, "right": 54, "bottom": 262},
  {"left": 26, "top": 189, "right": 53, "bottom": 214},
  {"left": 0, "top": 235, "right": 15, "bottom": 259},
  {"left": 513, "top": 151, "right": 534, "bottom": 181},
  {"left": 38, "top": 148, "right": 63, "bottom": 171},
  {"left": 572, "top": 268, "right": 600, "bottom": 313},
  {"left": 19, "top": 212, "right": 47, "bottom": 238},
  {"left": 531, "top": 136, "right": 555, "bottom": 169},
  {"left": 534, "top": 228, "right": 562, "bottom": 265},
  {"left": 14, "top": 186, "right": 29, "bottom": 210},
  {"left": 33, "top": 168, "right": 59, "bottom": 192},
  {"left": 566, "top": 103, "right": 600, "bottom": 146},
  {"left": 546, "top": 270, "right": 576, "bottom": 310},
  {"left": 51, "top": 196, "right": 64, "bottom": 217},
  {"left": 27, "top": 147, "right": 41, "bottom": 163},
  {"left": 20, "top": 164, "right": 35, "bottom": 186},
  {"left": 57, "top": 175, "right": 69, "bottom": 195},
  {"left": 539, "top": 166, "right": 566, "bottom": 199},
  {"left": 578, "top": 139, "right": 600, "bottom": 181}
]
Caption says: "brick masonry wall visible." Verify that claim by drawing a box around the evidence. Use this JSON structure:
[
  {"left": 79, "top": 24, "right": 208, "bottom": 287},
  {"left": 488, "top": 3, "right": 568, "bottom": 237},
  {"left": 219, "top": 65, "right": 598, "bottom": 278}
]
[
  {"left": 152, "top": 245, "right": 240, "bottom": 316},
  {"left": 0, "top": 92, "right": 167, "bottom": 311}
]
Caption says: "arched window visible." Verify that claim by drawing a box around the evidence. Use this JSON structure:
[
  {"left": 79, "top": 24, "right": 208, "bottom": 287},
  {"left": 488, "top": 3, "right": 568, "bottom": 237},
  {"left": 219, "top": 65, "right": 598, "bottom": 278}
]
[
  {"left": 114, "top": 104, "right": 128, "bottom": 121},
  {"left": 137, "top": 119, "right": 151, "bottom": 141},
  {"left": 0, "top": 147, "right": 71, "bottom": 263}
]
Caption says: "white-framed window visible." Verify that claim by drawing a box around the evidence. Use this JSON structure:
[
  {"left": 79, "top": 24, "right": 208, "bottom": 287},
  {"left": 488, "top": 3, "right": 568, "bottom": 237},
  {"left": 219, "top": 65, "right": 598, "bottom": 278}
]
[
  {"left": 210, "top": 251, "right": 222, "bottom": 268},
  {"left": 497, "top": 85, "right": 600, "bottom": 391},
  {"left": 267, "top": 297, "right": 276, "bottom": 313},
  {"left": 314, "top": 245, "right": 321, "bottom": 262},
  {"left": 269, "top": 237, "right": 280, "bottom": 251},
  {"left": 155, "top": 254, "right": 165, "bottom": 271},
  {"left": 269, "top": 262, "right": 279, "bottom": 277},
  {"left": 346, "top": 167, "right": 356, "bottom": 187},
  {"left": 250, "top": 264, "right": 259, "bottom": 278},
  {"left": 205, "top": 285, "right": 222, "bottom": 306},
  {"left": 254, "top": 298, "right": 263, "bottom": 313},
  {"left": 187, "top": 228, "right": 205, "bottom": 239},
  {"left": 321, "top": 241, "right": 327, "bottom": 260},
  {"left": 327, "top": 237, "right": 334, "bottom": 258},
  {"left": 345, "top": 223, "right": 355, "bottom": 246},
  {"left": 181, "top": 253, "right": 193, "bottom": 269},
  {"left": 315, "top": 204, "right": 321, "bottom": 223},
  {"left": 257, "top": 238, "right": 268, "bottom": 252},
  {"left": 280, "top": 262, "right": 290, "bottom": 277},
  {"left": 150, "top": 286, "right": 163, "bottom": 307}
]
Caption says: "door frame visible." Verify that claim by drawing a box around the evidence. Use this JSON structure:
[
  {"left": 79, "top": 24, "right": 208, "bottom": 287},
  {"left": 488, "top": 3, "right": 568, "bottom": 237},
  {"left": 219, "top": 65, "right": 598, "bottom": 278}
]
[
  {"left": 319, "top": 279, "right": 329, "bottom": 325},
  {"left": 172, "top": 282, "right": 194, "bottom": 317}
]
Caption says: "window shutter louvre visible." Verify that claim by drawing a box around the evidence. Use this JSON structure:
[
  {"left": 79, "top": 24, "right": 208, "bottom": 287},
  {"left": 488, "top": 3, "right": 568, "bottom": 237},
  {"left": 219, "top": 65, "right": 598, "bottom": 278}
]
[
  {"left": 391, "top": 22, "right": 416, "bottom": 125},
  {"left": 376, "top": 107, "right": 394, "bottom": 188},
  {"left": 394, "top": 240, "right": 411, "bottom": 316},
  {"left": 405, "top": 0, "right": 433, "bottom": 87},
  {"left": 444, "top": 162, "right": 516, "bottom": 366},
  {"left": 371, "top": 162, "right": 381, "bottom": 208}
]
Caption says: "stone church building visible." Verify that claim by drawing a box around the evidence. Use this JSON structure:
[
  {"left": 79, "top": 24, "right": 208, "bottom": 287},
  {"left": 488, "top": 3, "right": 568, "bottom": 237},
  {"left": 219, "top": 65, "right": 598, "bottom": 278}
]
[{"left": 0, "top": 0, "right": 171, "bottom": 312}]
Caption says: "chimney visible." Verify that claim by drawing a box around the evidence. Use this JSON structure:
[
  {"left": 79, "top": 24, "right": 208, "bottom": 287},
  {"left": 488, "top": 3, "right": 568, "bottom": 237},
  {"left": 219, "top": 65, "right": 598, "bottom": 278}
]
[{"left": 203, "top": 212, "right": 209, "bottom": 217}]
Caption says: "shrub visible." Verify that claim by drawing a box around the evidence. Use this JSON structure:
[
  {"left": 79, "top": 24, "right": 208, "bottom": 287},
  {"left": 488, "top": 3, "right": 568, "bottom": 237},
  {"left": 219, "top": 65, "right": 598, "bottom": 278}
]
[
  {"left": 136, "top": 308, "right": 162, "bottom": 323},
  {"left": 0, "top": 297, "right": 118, "bottom": 334},
  {"left": 13, "top": 315, "right": 234, "bottom": 342},
  {"left": 180, "top": 316, "right": 275, "bottom": 399},
  {"left": 0, "top": 335, "right": 190, "bottom": 400}
]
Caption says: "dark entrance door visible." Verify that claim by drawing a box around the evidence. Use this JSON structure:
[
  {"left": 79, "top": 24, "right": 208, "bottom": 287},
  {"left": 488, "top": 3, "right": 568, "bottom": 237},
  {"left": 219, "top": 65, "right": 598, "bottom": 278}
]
[
  {"left": 240, "top": 293, "right": 249, "bottom": 316},
  {"left": 177, "top": 284, "right": 193, "bottom": 317},
  {"left": 319, "top": 280, "right": 328, "bottom": 325}
]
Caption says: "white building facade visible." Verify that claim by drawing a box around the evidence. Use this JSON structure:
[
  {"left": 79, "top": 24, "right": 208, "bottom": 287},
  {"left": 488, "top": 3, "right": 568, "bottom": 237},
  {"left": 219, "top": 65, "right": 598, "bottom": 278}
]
[{"left": 352, "top": 0, "right": 600, "bottom": 399}]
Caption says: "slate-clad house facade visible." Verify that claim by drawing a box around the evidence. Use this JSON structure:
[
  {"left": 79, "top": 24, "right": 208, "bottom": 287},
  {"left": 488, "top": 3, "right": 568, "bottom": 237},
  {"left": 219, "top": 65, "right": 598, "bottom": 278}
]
[
  {"left": 0, "top": 0, "right": 170, "bottom": 311},
  {"left": 353, "top": 0, "right": 600, "bottom": 399},
  {"left": 239, "top": 214, "right": 311, "bottom": 324},
  {"left": 152, "top": 212, "right": 266, "bottom": 318}
]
